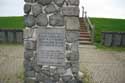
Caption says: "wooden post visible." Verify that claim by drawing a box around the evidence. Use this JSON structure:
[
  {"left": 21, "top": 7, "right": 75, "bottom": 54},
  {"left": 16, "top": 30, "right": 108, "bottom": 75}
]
[
  {"left": 82, "top": 6, "right": 84, "bottom": 18},
  {"left": 92, "top": 25, "right": 95, "bottom": 43},
  {"left": 85, "top": 11, "right": 87, "bottom": 18}
]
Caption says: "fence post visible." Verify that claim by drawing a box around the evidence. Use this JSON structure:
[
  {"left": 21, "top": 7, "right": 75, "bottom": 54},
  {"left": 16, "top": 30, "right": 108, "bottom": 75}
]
[
  {"left": 82, "top": 6, "right": 84, "bottom": 18},
  {"left": 91, "top": 25, "right": 95, "bottom": 43}
]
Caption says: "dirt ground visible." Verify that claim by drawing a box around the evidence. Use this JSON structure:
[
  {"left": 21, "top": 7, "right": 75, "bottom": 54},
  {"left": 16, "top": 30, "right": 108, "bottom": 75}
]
[
  {"left": 0, "top": 45, "right": 125, "bottom": 83},
  {"left": 79, "top": 45, "right": 125, "bottom": 83},
  {"left": 0, "top": 45, "right": 24, "bottom": 83}
]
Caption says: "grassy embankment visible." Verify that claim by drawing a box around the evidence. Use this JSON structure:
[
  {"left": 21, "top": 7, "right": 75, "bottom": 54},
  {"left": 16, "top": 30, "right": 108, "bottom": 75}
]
[
  {"left": 90, "top": 18, "right": 125, "bottom": 50},
  {"left": 90, "top": 18, "right": 125, "bottom": 43},
  {"left": 0, "top": 16, "right": 24, "bottom": 29}
]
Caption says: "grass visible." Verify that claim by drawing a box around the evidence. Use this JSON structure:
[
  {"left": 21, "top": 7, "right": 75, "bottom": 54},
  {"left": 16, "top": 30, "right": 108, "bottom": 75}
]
[
  {"left": 0, "top": 16, "right": 24, "bottom": 29},
  {"left": 0, "top": 45, "right": 24, "bottom": 83},
  {"left": 80, "top": 64, "right": 94, "bottom": 83},
  {"left": 90, "top": 17, "right": 125, "bottom": 43},
  {"left": 95, "top": 43, "right": 125, "bottom": 51},
  {"left": 0, "top": 43, "right": 23, "bottom": 46}
]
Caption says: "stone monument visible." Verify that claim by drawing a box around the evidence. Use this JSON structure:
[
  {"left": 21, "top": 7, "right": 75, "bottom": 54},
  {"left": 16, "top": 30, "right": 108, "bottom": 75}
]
[{"left": 24, "top": 0, "right": 80, "bottom": 83}]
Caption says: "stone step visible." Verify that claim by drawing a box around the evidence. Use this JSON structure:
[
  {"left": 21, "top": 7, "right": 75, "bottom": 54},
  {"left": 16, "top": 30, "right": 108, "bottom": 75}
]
[
  {"left": 79, "top": 45, "right": 96, "bottom": 48},
  {"left": 80, "top": 32, "right": 90, "bottom": 34},
  {"left": 80, "top": 29, "right": 86, "bottom": 31},
  {"left": 80, "top": 29, "right": 87, "bottom": 32},
  {"left": 80, "top": 28, "right": 87, "bottom": 32},
  {"left": 79, "top": 37, "right": 91, "bottom": 41},
  {"left": 80, "top": 25, "right": 86, "bottom": 27},
  {"left": 79, "top": 41, "right": 92, "bottom": 45},
  {"left": 80, "top": 22, "right": 85, "bottom": 24},
  {"left": 80, "top": 35, "right": 90, "bottom": 38},
  {"left": 80, "top": 27, "right": 87, "bottom": 28},
  {"left": 80, "top": 24, "right": 85, "bottom": 26},
  {"left": 80, "top": 33, "right": 91, "bottom": 38},
  {"left": 79, "top": 19, "right": 84, "bottom": 21},
  {"left": 80, "top": 26, "right": 87, "bottom": 28},
  {"left": 80, "top": 33, "right": 90, "bottom": 36}
]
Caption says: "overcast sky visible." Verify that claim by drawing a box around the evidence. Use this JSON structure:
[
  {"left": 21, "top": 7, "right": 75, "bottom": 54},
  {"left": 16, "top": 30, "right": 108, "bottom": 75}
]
[{"left": 0, "top": 0, "right": 125, "bottom": 19}]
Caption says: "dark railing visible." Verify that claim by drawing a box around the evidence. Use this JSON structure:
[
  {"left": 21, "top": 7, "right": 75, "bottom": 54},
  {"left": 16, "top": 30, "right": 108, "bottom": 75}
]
[
  {"left": 102, "top": 32, "right": 125, "bottom": 47},
  {"left": 82, "top": 6, "right": 95, "bottom": 43},
  {"left": 0, "top": 29, "right": 23, "bottom": 43}
]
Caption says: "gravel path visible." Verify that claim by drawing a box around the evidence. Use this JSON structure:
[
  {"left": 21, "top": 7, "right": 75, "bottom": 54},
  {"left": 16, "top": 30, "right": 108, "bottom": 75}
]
[
  {"left": 79, "top": 45, "right": 125, "bottom": 83},
  {"left": 0, "top": 45, "right": 24, "bottom": 83},
  {"left": 0, "top": 45, "right": 125, "bottom": 83}
]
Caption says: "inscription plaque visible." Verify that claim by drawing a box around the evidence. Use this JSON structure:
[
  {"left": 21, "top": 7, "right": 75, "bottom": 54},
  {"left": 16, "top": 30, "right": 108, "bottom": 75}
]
[{"left": 37, "top": 28, "right": 65, "bottom": 66}]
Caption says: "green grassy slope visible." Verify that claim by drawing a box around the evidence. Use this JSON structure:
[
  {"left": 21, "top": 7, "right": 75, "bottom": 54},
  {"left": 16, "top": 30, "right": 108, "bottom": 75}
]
[
  {"left": 90, "top": 18, "right": 125, "bottom": 43},
  {"left": 0, "top": 17, "right": 125, "bottom": 43},
  {"left": 0, "top": 16, "right": 24, "bottom": 29}
]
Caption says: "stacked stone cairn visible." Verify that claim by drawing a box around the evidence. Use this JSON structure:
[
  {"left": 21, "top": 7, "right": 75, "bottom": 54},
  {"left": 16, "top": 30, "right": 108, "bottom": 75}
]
[{"left": 24, "top": 0, "right": 81, "bottom": 83}]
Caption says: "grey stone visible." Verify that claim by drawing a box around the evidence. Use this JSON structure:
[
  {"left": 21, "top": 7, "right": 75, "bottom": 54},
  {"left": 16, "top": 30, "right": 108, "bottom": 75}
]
[
  {"left": 57, "top": 67, "right": 65, "bottom": 74},
  {"left": 24, "top": 15, "right": 35, "bottom": 27},
  {"left": 44, "top": 4, "right": 57, "bottom": 14},
  {"left": 65, "top": 62, "right": 72, "bottom": 69},
  {"left": 24, "top": 4, "right": 31, "bottom": 14},
  {"left": 66, "top": 43, "right": 71, "bottom": 51},
  {"left": 32, "top": 4, "right": 42, "bottom": 16},
  {"left": 37, "top": 0, "right": 52, "bottom": 5},
  {"left": 23, "top": 28, "right": 33, "bottom": 39},
  {"left": 66, "top": 52, "right": 79, "bottom": 61},
  {"left": 64, "top": 17, "right": 80, "bottom": 30},
  {"left": 31, "top": 57, "right": 39, "bottom": 70},
  {"left": 66, "top": 31, "right": 79, "bottom": 43},
  {"left": 36, "top": 72, "right": 47, "bottom": 81},
  {"left": 71, "top": 41, "right": 79, "bottom": 52},
  {"left": 24, "top": 60, "right": 33, "bottom": 71},
  {"left": 41, "top": 69, "right": 50, "bottom": 76},
  {"left": 54, "top": 0, "right": 65, "bottom": 7},
  {"left": 33, "top": 65, "right": 41, "bottom": 72},
  {"left": 113, "top": 34, "right": 121, "bottom": 46},
  {"left": 24, "top": 0, "right": 36, "bottom": 3},
  {"left": 25, "top": 71, "right": 35, "bottom": 77},
  {"left": 49, "top": 14, "right": 64, "bottom": 26},
  {"left": 24, "top": 39, "right": 36, "bottom": 50},
  {"left": 69, "top": 0, "right": 79, "bottom": 6},
  {"left": 62, "top": 7, "right": 79, "bottom": 16},
  {"left": 72, "top": 67, "right": 79, "bottom": 73},
  {"left": 32, "top": 29, "right": 38, "bottom": 40},
  {"left": 63, "top": 68, "right": 73, "bottom": 75},
  {"left": 62, "top": 68, "right": 73, "bottom": 82},
  {"left": 104, "top": 34, "right": 112, "bottom": 46},
  {"left": 77, "top": 80, "right": 83, "bottom": 83},
  {"left": 62, "top": 76, "right": 72, "bottom": 82},
  {"left": 44, "top": 79, "right": 55, "bottom": 83},
  {"left": 36, "top": 14, "right": 48, "bottom": 26},
  {"left": 67, "top": 79, "right": 78, "bottom": 83},
  {"left": 50, "top": 66, "right": 57, "bottom": 74},
  {"left": 53, "top": 74, "right": 60, "bottom": 81},
  {"left": 24, "top": 51, "right": 33, "bottom": 60},
  {"left": 71, "top": 62, "right": 79, "bottom": 73}
]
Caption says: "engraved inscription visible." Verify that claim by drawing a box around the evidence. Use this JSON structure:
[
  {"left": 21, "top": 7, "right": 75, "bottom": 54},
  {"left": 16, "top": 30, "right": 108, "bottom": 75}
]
[
  {"left": 37, "top": 28, "right": 65, "bottom": 66},
  {"left": 38, "top": 33, "right": 64, "bottom": 47}
]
